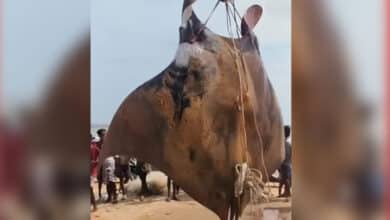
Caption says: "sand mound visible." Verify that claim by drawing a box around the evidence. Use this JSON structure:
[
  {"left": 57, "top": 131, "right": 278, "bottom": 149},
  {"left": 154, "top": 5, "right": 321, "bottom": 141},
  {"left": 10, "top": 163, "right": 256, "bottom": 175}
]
[
  {"left": 126, "top": 178, "right": 142, "bottom": 195},
  {"left": 147, "top": 171, "right": 168, "bottom": 194},
  {"left": 126, "top": 171, "right": 168, "bottom": 196}
]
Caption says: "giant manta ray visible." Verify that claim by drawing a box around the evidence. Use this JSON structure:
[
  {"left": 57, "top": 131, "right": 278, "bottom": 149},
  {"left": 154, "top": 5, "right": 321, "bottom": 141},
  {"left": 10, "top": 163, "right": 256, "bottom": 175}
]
[{"left": 101, "top": 1, "right": 285, "bottom": 219}]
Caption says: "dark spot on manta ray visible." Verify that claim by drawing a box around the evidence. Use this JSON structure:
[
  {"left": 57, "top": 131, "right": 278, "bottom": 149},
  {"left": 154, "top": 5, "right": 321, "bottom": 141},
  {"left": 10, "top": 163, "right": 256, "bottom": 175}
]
[
  {"left": 164, "top": 67, "right": 188, "bottom": 122},
  {"left": 192, "top": 70, "right": 202, "bottom": 81},
  {"left": 164, "top": 65, "right": 205, "bottom": 123},
  {"left": 189, "top": 148, "right": 196, "bottom": 162}
]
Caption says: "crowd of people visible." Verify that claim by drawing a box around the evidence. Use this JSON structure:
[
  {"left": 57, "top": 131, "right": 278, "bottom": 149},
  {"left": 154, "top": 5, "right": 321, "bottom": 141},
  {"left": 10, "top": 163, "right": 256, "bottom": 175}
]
[{"left": 90, "top": 128, "right": 157, "bottom": 211}]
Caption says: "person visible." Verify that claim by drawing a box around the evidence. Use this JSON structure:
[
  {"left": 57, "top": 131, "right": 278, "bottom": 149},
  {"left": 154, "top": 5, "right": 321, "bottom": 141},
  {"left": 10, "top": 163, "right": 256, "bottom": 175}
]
[
  {"left": 95, "top": 128, "right": 106, "bottom": 200},
  {"left": 279, "top": 125, "right": 292, "bottom": 197},
  {"left": 90, "top": 134, "right": 100, "bottom": 180},
  {"left": 114, "top": 155, "right": 131, "bottom": 200},
  {"left": 166, "top": 178, "right": 180, "bottom": 201},
  {"left": 96, "top": 128, "right": 106, "bottom": 149},
  {"left": 130, "top": 160, "right": 151, "bottom": 197},
  {"left": 90, "top": 185, "right": 97, "bottom": 211},
  {"left": 90, "top": 134, "right": 99, "bottom": 211},
  {"left": 102, "top": 156, "right": 118, "bottom": 203}
]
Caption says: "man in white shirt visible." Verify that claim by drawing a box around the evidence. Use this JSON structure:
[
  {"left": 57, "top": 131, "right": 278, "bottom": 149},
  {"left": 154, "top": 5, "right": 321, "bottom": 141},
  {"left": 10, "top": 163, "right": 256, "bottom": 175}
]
[{"left": 102, "top": 156, "right": 118, "bottom": 203}]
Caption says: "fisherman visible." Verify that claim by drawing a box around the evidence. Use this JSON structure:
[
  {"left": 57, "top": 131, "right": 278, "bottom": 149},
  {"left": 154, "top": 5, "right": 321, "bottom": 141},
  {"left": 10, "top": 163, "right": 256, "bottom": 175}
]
[
  {"left": 90, "top": 185, "right": 97, "bottom": 211},
  {"left": 167, "top": 177, "right": 180, "bottom": 201},
  {"left": 90, "top": 134, "right": 100, "bottom": 181},
  {"left": 279, "top": 125, "right": 292, "bottom": 197},
  {"left": 114, "top": 155, "right": 131, "bottom": 200},
  {"left": 102, "top": 156, "right": 118, "bottom": 203},
  {"left": 131, "top": 160, "right": 151, "bottom": 197},
  {"left": 96, "top": 128, "right": 106, "bottom": 149},
  {"left": 90, "top": 134, "right": 99, "bottom": 211},
  {"left": 96, "top": 128, "right": 106, "bottom": 200}
]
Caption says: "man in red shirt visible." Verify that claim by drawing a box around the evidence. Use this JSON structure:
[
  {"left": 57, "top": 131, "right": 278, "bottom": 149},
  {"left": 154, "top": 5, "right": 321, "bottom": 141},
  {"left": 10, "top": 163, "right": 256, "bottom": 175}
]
[
  {"left": 94, "top": 129, "right": 106, "bottom": 201},
  {"left": 90, "top": 133, "right": 100, "bottom": 211},
  {"left": 90, "top": 134, "right": 100, "bottom": 178}
]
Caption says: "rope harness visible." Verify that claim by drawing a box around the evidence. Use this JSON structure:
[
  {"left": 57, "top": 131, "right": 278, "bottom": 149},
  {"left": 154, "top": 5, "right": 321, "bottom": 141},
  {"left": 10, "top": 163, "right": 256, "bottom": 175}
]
[
  {"left": 223, "top": 1, "right": 270, "bottom": 219},
  {"left": 183, "top": 1, "right": 271, "bottom": 219}
]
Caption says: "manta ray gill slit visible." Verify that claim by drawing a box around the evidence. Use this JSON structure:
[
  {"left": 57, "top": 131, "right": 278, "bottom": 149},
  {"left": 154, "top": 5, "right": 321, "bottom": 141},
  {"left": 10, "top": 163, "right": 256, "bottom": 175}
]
[{"left": 165, "top": 66, "right": 191, "bottom": 123}]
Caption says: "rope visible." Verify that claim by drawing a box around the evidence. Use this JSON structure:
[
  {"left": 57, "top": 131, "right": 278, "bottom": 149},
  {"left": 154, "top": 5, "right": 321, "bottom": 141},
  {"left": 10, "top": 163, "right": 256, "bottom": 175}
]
[
  {"left": 188, "top": 1, "right": 272, "bottom": 218},
  {"left": 225, "top": 2, "right": 249, "bottom": 164},
  {"left": 196, "top": 0, "right": 220, "bottom": 36},
  {"left": 204, "top": 0, "right": 221, "bottom": 26},
  {"left": 231, "top": 1, "right": 271, "bottom": 186},
  {"left": 225, "top": 0, "right": 271, "bottom": 185},
  {"left": 223, "top": 1, "right": 273, "bottom": 219},
  {"left": 225, "top": 4, "right": 248, "bottom": 220}
]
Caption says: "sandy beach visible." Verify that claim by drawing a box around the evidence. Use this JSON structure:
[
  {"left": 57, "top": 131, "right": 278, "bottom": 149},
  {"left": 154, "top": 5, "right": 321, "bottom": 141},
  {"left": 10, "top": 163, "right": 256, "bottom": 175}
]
[{"left": 91, "top": 172, "right": 291, "bottom": 220}]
